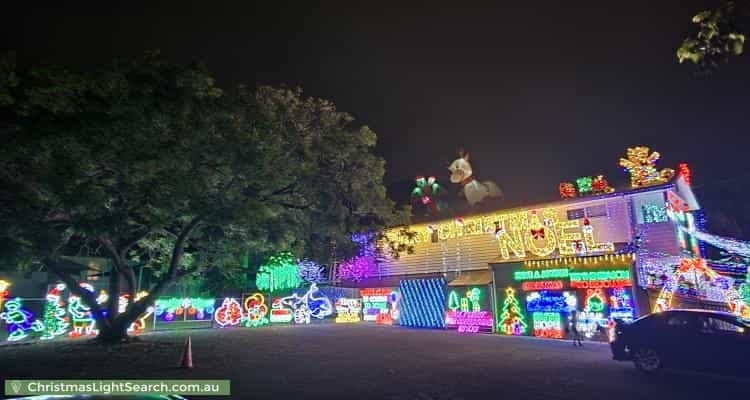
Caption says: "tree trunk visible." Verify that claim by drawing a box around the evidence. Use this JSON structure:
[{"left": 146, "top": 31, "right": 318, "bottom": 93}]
[
  {"left": 96, "top": 319, "right": 130, "bottom": 344},
  {"left": 107, "top": 264, "right": 120, "bottom": 321}
]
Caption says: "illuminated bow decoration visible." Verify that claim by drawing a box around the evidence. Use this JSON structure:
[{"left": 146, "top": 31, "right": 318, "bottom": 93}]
[{"left": 530, "top": 228, "right": 545, "bottom": 240}]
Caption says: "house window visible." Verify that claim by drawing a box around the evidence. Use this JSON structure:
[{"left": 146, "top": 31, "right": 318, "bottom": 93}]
[
  {"left": 585, "top": 204, "right": 608, "bottom": 218},
  {"left": 566, "top": 208, "right": 585, "bottom": 220},
  {"left": 642, "top": 204, "right": 668, "bottom": 224}
]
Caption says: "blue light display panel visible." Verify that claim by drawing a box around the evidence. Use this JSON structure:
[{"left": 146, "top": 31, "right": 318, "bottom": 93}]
[{"left": 399, "top": 278, "right": 446, "bottom": 328}]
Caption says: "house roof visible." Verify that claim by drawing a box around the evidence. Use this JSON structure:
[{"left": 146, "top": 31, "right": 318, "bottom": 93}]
[{"left": 447, "top": 269, "right": 493, "bottom": 286}]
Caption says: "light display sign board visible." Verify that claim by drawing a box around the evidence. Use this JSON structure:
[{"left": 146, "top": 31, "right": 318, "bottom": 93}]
[
  {"left": 279, "top": 283, "right": 334, "bottom": 325},
  {"left": 360, "top": 288, "right": 399, "bottom": 324},
  {"left": 521, "top": 281, "right": 564, "bottom": 291},
  {"left": 445, "top": 311, "right": 493, "bottom": 333},
  {"left": 514, "top": 269, "right": 569, "bottom": 281},
  {"left": 532, "top": 312, "right": 563, "bottom": 338},
  {"left": 214, "top": 298, "right": 243, "bottom": 328},
  {"left": 569, "top": 270, "right": 631, "bottom": 288},
  {"left": 154, "top": 297, "right": 215, "bottom": 331},
  {"left": 270, "top": 298, "right": 293, "bottom": 323},
  {"left": 525, "top": 291, "right": 577, "bottom": 313},
  {"left": 445, "top": 287, "right": 493, "bottom": 333},
  {"left": 399, "top": 278, "right": 446, "bottom": 329},
  {"left": 335, "top": 298, "right": 362, "bottom": 323},
  {"left": 242, "top": 293, "right": 269, "bottom": 328}
]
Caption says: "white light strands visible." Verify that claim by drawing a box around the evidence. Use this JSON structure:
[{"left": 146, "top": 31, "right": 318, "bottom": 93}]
[{"left": 298, "top": 260, "right": 326, "bottom": 283}]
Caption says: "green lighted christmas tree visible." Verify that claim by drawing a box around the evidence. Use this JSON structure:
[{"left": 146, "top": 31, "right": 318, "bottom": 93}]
[
  {"left": 40, "top": 286, "right": 69, "bottom": 340},
  {"left": 448, "top": 291, "right": 461, "bottom": 311},
  {"left": 499, "top": 287, "right": 527, "bottom": 335}
]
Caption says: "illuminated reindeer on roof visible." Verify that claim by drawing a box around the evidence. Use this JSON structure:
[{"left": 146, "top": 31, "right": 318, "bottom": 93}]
[{"left": 448, "top": 149, "right": 502, "bottom": 206}]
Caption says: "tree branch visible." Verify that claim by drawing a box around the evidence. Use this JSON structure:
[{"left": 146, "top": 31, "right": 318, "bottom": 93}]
[
  {"left": 166, "top": 215, "right": 203, "bottom": 279},
  {"left": 119, "top": 227, "right": 151, "bottom": 258},
  {"left": 98, "top": 235, "right": 137, "bottom": 298}
]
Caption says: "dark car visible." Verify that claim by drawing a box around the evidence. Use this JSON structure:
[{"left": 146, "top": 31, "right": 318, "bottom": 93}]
[{"left": 610, "top": 309, "right": 750, "bottom": 374}]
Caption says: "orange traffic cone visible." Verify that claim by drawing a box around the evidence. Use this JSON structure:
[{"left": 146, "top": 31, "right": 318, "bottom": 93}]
[{"left": 179, "top": 336, "right": 193, "bottom": 369}]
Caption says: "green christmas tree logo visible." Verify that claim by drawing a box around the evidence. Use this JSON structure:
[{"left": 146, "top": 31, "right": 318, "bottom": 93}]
[{"left": 499, "top": 287, "right": 527, "bottom": 335}]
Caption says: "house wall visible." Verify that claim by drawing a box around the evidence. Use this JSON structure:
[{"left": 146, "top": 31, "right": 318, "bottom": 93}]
[{"left": 378, "top": 193, "right": 661, "bottom": 278}]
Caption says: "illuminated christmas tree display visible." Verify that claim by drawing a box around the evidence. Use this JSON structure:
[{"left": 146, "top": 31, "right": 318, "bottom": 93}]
[
  {"left": 448, "top": 290, "right": 461, "bottom": 311},
  {"left": 498, "top": 287, "right": 527, "bottom": 335},
  {"left": 40, "top": 284, "right": 69, "bottom": 340},
  {"left": 256, "top": 252, "right": 302, "bottom": 292}
]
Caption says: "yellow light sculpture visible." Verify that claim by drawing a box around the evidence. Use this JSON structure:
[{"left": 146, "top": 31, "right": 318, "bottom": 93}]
[{"left": 619, "top": 146, "right": 675, "bottom": 188}]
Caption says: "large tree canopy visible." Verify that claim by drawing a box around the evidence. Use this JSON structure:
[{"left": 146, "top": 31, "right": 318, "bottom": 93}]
[
  {"left": 678, "top": 0, "right": 748, "bottom": 68},
  {"left": 0, "top": 52, "right": 407, "bottom": 342}
]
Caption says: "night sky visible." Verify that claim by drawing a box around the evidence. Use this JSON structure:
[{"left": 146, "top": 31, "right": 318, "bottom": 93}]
[{"left": 3, "top": 1, "right": 750, "bottom": 234}]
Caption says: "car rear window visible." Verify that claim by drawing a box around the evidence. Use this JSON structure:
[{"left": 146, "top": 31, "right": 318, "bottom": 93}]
[
  {"left": 666, "top": 314, "right": 692, "bottom": 328},
  {"left": 706, "top": 317, "right": 746, "bottom": 334}
]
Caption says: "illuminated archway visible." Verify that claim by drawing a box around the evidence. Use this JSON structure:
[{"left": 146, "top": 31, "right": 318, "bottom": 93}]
[{"left": 654, "top": 258, "right": 749, "bottom": 318}]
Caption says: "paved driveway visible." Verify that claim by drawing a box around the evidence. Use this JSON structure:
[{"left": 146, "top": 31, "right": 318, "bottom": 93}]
[{"left": 1, "top": 324, "right": 746, "bottom": 399}]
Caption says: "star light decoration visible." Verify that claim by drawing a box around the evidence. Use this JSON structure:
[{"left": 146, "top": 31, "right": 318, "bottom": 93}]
[
  {"left": 411, "top": 175, "right": 445, "bottom": 215},
  {"left": 619, "top": 146, "right": 674, "bottom": 188}
]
